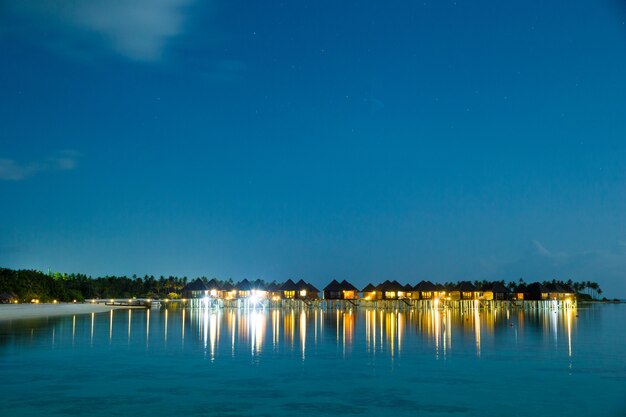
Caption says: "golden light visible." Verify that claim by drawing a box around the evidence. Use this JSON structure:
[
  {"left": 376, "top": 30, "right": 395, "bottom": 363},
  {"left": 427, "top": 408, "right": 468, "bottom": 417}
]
[{"left": 299, "top": 290, "right": 307, "bottom": 297}]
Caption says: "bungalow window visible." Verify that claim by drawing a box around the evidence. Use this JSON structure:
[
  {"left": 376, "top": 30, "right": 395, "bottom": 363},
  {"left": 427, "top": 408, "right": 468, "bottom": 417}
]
[
  {"left": 299, "top": 290, "right": 307, "bottom": 297},
  {"left": 385, "top": 291, "right": 396, "bottom": 298},
  {"left": 541, "top": 293, "right": 548, "bottom": 300},
  {"left": 284, "top": 290, "right": 295, "bottom": 299},
  {"left": 210, "top": 289, "right": 217, "bottom": 297},
  {"left": 343, "top": 290, "right": 356, "bottom": 299},
  {"left": 422, "top": 291, "right": 431, "bottom": 299},
  {"left": 462, "top": 291, "right": 472, "bottom": 299}
]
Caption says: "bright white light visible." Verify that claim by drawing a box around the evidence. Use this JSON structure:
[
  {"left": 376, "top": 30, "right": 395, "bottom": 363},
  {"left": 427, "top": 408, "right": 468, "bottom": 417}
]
[{"left": 249, "top": 295, "right": 259, "bottom": 307}]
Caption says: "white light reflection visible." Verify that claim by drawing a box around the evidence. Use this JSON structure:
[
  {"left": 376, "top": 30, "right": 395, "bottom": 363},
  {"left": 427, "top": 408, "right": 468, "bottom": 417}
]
[
  {"left": 146, "top": 309, "right": 150, "bottom": 348},
  {"left": 181, "top": 308, "right": 185, "bottom": 348},
  {"left": 209, "top": 312, "right": 217, "bottom": 360},
  {"left": 164, "top": 309, "right": 168, "bottom": 343},
  {"left": 109, "top": 309, "right": 113, "bottom": 344},
  {"left": 203, "top": 306, "right": 209, "bottom": 351},
  {"left": 300, "top": 311, "right": 306, "bottom": 360}
]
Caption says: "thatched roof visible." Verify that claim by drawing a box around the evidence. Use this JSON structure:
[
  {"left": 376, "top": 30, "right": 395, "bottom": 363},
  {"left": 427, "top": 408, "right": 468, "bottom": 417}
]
[
  {"left": 481, "top": 282, "right": 509, "bottom": 293},
  {"left": 361, "top": 283, "right": 376, "bottom": 292},
  {"left": 306, "top": 283, "right": 320, "bottom": 293},
  {"left": 414, "top": 280, "right": 437, "bottom": 292},
  {"left": 340, "top": 280, "right": 358, "bottom": 291},
  {"left": 235, "top": 279, "right": 252, "bottom": 291},
  {"left": 280, "top": 279, "right": 298, "bottom": 291},
  {"left": 182, "top": 278, "right": 208, "bottom": 292},
  {"left": 456, "top": 281, "right": 477, "bottom": 292},
  {"left": 266, "top": 282, "right": 280, "bottom": 292},
  {"left": 324, "top": 279, "right": 342, "bottom": 292},
  {"left": 206, "top": 278, "right": 221, "bottom": 290},
  {"left": 526, "top": 282, "right": 550, "bottom": 293},
  {"left": 221, "top": 282, "right": 235, "bottom": 291},
  {"left": 403, "top": 283, "right": 413, "bottom": 291},
  {"left": 377, "top": 280, "right": 405, "bottom": 292},
  {"left": 251, "top": 279, "right": 267, "bottom": 291}
]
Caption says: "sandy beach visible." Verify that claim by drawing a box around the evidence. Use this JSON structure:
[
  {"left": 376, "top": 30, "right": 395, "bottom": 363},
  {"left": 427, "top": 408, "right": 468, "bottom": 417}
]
[{"left": 0, "top": 303, "right": 135, "bottom": 322}]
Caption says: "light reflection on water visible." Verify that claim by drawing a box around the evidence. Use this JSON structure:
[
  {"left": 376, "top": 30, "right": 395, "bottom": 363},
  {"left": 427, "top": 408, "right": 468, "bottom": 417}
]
[
  {"left": 0, "top": 305, "right": 624, "bottom": 417},
  {"left": 1, "top": 306, "right": 580, "bottom": 361}
]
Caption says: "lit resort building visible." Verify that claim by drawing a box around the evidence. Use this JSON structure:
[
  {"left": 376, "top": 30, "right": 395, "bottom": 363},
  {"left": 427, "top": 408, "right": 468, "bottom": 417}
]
[{"left": 180, "top": 277, "right": 577, "bottom": 309}]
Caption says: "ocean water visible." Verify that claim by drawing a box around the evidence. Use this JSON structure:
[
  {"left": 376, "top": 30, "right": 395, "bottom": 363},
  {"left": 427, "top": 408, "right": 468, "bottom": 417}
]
[{"left": 1, "top": 304, "right": 624, "bottom": 417}]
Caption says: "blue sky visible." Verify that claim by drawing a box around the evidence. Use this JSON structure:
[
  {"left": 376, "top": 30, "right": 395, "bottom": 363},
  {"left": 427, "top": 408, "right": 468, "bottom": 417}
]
[{"left": 1, "top": 0, "right": 625, "bottom": 297}]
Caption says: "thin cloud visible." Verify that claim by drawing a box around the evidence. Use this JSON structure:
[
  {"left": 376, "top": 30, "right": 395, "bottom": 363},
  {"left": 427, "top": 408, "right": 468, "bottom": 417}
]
[
  {"left": 0, "top": 150, "right": 82, "bottom": 181},
  {"left": 2, "top": 0, "right": 196, "bottom": 62},
  {"left": 481, "top": 240, "right": 626, "bottom": 297}
]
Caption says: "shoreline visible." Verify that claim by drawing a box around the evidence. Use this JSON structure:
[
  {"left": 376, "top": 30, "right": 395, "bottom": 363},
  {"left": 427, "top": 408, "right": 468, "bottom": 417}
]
[{"left": 0, "top": 303, "right": 141, "bottom": 323}]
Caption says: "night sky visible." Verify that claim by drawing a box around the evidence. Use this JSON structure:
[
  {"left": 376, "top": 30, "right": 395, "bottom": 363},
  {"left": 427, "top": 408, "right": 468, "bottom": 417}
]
[{"left": 1, "top": 1, "right": 625, "bottom": 297}]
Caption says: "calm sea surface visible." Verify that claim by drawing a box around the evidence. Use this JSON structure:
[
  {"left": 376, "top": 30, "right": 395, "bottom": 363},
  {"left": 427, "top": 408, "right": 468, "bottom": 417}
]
[{"left": 1, "top": 304, "right": 625, "bottom": 417}]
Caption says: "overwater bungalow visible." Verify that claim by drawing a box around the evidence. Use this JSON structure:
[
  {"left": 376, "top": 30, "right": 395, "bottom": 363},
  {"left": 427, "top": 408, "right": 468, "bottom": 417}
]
[
  {"left": 221, "top": 282, "right": 237, "bottom": 300},
  {"left": 376, "top": 280, "right": 406, "bottom": 300},
  {"left": 512, "top": 284, "right": 527, "bottom": 301},
  {"left": 280, "top": 279, "right": 298, "bottom": 299},
  {"left": 322, "top": 279, "right": 358, "bottom": 300},
  {"left": 435, "top": 283, "right": 447, "bottom": 298},
  {"left": 547, "top": 283, "right": 575, "bottom": 301},
  {"left": 181, "top": 278, "right": 209, "bottom": 298},
  {"left": 234, "top": 279, "right": 253, "bottom": 299},
  {"left": 480, "top": 282, "right": 510, "bottom": 301},
  {"left": 323, "top": 279, "right": 341, "bottom": 299},
  {"left": 403, "top": 283, "right": 415, "bottom": 299},
  {"left": 413, "top": 280, "right": 438, "bottom": 300},
  {"left": 205, "top": 278, "right": 223, "bottom": 298},
  {"left": 340, "top": 280, "right": 359, "bottom": 299},
  {"left": 449, "top": 281, "right": 478, "bottom": 300},
  {"left": 361, "top": 283, "right": 377, "bottom": 300},
  {"left": 520, "top": 282, "right": 550, "bottom": 301},
  {"left": 266, "top": 282, "right": 282, "bottom": 300},
  {"left": 251, "top": 279, "right": 268, "bottom": 299},
  {"left": 295, "top": 279, "right": 319, "bottom": 300}
]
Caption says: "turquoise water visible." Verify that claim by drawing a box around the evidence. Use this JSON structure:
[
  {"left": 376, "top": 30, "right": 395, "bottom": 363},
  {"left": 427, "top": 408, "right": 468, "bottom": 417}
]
[{"left": 1, "top": 304, "right": 625, "bottom": 417}]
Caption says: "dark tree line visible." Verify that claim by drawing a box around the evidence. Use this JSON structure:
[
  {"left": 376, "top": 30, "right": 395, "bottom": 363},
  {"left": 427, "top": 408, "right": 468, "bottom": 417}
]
[{"left": 0, "top": 268, "right": 191, "bottom": 302}]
